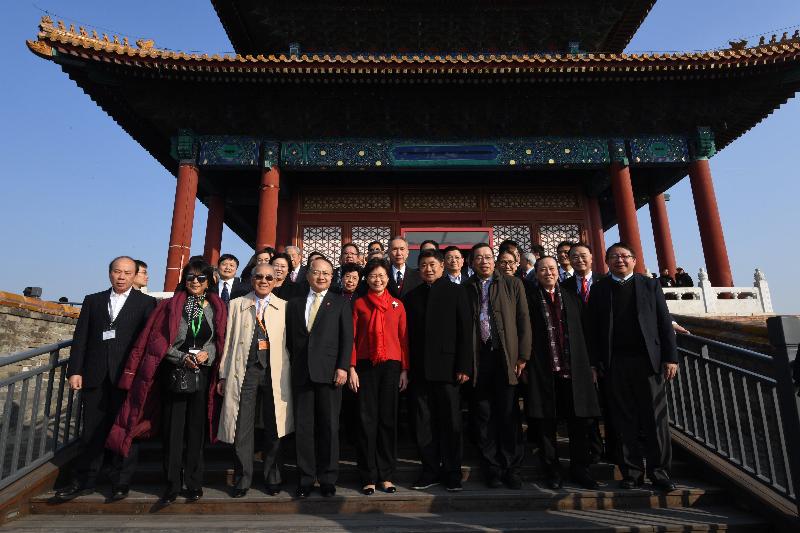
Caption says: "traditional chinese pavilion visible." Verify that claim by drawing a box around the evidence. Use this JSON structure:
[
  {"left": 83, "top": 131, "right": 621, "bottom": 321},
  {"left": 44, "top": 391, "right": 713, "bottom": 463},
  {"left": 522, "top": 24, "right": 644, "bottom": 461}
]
[{"left": 26, "top": 1, "right": 800, "bottom": 290}]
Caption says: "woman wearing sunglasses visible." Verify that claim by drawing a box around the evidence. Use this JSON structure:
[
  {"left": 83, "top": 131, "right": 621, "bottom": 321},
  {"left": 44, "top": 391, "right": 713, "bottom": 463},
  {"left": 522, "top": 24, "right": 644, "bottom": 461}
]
[{"left": 106, "top": 259, "right": 227, "bottom": 504}]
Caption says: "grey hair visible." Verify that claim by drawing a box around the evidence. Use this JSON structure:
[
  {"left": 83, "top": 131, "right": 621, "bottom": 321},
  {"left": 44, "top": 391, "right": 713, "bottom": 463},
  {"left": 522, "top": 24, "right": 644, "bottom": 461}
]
[
  {"left": 523, "top": 252, "right": 536, "bottom": 266},
  {"left": 286, "top": 245, "right": 302, "bottom": 255},
  {"left": 389, "top": 235, "right": 409, "bottom": 246}
]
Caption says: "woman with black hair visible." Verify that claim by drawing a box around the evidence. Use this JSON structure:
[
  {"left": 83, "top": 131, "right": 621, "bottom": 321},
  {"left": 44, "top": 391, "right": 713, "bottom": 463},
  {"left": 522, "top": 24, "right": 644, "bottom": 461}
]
[
  {"left": 270, "top": 252, "right": 303, "bottom": 300},
  {"left": 106, "top": 259, "right": 227, "bottom": 504},
  {"left": 348, "top": 259, "right": 409, "bottom": 495}
]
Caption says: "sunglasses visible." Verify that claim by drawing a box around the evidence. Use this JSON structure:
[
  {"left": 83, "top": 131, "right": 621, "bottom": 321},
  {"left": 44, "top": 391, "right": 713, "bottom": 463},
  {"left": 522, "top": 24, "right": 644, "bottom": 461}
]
[
  {"left": 253, "top": 274, "right": 275, "bottom": 282},
  {"left": 185, "top": 274, "right": 208, "bottom": 283}
]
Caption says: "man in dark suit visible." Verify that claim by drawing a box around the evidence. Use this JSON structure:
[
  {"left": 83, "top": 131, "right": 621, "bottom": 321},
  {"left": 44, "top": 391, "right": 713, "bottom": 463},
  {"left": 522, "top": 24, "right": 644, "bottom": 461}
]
[
  {"left": 528, "top": 256, "right": 600, "bottom": 490},
  {"left": 559, "top": 242, "right": 610, "bottom": 463},
  {"left": 387, "top": 236, "right": 422, "bottom": 297},
  {"left": 286, "top": 257, "right": 353, "bottom": 498},
  {"left": 465, "top": 243, "right": 532, "bottom": 489},
  {"left": 217, "top": 253, "right": 245, "bottom": 305},
  {"left": 56, "top": 256, "right": 156, "bottom": 501},
  {"left": 404, "top": 250, "right": 473, "bottom": 492},
  {"left": 331, "top": 243, "right": 360, "bottom": 292},
  {"left": 587, "top": 242, "right": 679, "bottom": 492},
  {"left": 443, "top": 246, "right": 470, "bottom": 284},
  {"left": 286, "top": 246, "right": 307, "bottom": 284}
]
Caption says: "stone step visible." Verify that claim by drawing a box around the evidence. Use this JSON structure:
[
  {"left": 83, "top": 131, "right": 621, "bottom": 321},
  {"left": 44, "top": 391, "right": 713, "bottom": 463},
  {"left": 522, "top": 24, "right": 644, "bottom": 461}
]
[
  {"left": 124, "top": 458, "right": 618, "bottom": 485},
  {"left": 4, "top": 507, "right": 769, "bottom": 532},
  {"left": 31, "top": 479, "right": 728, "bottom": 516}
]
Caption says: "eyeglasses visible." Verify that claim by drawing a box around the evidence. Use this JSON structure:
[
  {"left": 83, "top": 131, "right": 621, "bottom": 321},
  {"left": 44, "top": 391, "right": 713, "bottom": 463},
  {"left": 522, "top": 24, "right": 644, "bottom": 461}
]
[
  {"left": 474, "top": 256, "right": 493, "bottom": 263},
  {"left": 557, "top": 250, "right": 571, "bottom": 256},
  {"left": 367, "top": 274, "right": 387, "bottom": 281},
  {"left": 497, "top": 260, "right": 517, "bottom": 267},
  {"left": 252, "top": 274, "right": 275, "bottom": 282},
  {"left": 311, "top": 270, "right": 332, "bottom": 278},
  {"left": 608, "top": 254, "right": 635, "bottom": 261},
  {"left": 184, "top": 274, "right": 207, "bottom": 283}
]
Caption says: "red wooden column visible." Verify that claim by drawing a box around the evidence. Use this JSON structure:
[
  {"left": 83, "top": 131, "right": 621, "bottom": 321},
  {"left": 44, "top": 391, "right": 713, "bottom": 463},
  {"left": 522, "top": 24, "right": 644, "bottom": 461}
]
[
  {"left": 164, "top": 162, "right": 199, "bottom": 291},
  {"left": 256, "top": 165, "right": 281, "bottom": 250},
  {"left": 586, "top": 196, "right": 607, "bottom": 274},
  {"left": 648, "top": 193, "right": 677, "bottom": 277},
  {"left": 689, "top": 158, "right": 733, "bottom": 287},
  {"left": 276, "top": 187, "right": 295, "bottom": 247},
  {"left": 609, "top": 162, "right": 646, "bottom": 273},
  {"left": 203, "top": 194, "right": 225, "bottom": 265}
]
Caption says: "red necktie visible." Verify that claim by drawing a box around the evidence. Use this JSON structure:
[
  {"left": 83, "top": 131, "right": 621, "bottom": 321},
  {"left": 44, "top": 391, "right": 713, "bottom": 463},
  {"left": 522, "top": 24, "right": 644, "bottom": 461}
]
[{"left": 581, "top": 277, "right": 589, "bottom": 303}]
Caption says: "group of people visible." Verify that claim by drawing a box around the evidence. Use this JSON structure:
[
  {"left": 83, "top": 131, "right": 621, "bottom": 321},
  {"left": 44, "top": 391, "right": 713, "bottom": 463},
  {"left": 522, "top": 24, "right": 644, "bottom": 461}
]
[{"left": 56, "top": 234, "right": 680, "bottom": 504}]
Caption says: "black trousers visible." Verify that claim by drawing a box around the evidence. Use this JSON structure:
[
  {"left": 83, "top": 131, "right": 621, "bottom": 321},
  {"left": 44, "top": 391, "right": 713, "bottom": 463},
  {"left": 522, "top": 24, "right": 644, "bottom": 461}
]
[
  {"left": 294, "top": 378, "right": 342, "bottom": 487},
  {"left": 161, "top": 366, "right": 209, "bottom": 492},
  {"left": 607, "top": 354, "right": 672, "bottom": 481},
  {"left": 234, "top": 361, "right": 282, "bottom": 490},
  {"left": 412, "top": 377, "right": 462, "bottom": 483},
  {"left": 471, "top": 343, "right": 524, "bottom": 478},
  {"left": 355, "top": 359, "right": 401, "bottom": 485},
  {"left": 75, "top": 377, "right": 138, "bottom": 487},
  {"left": 537, "top": 376, "right": 591, "bottom": 478}
]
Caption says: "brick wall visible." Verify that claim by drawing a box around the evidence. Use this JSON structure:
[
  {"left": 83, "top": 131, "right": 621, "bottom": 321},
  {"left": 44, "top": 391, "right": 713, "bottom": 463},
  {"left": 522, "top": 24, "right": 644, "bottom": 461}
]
[{"left": 0, "top": 304, "right": 77, "bottom": 356}]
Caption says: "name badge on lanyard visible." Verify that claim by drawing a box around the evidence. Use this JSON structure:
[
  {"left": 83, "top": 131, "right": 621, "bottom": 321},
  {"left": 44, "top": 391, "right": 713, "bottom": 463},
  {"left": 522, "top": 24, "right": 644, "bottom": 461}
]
[
  {"left": 257, "top": 312, "right": 270, "bottom": 351},
  {"left": 104, "top": 299, "right": 118, "bottom": 341}
]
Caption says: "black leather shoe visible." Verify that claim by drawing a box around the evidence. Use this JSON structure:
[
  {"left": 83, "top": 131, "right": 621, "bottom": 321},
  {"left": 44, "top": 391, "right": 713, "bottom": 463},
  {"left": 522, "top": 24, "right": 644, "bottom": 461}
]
[
  {"left": 232, "top": 488, "right": 248, "bottom": 498},
  {"left": 110, "top": 485, "right": 129, "bottom": 501},
  {"left": 265, "top": 484, "right": 281, "bottom": 496},
  {"left": 55, "top": 481, "right": 94, "bottom": 500},
  {"left": 546, "top": 474, "right": 563, "bottom": 490},
  {"left": 485, "top": 475, "right": 504, "bottom": 489},
  {"left": 571, "top": 471, "right": 599, "bottom": 490},
  {"left": 380, "top": 482, "right": 397, "bottom": 494},
  {"left": 186, "top": 488, "right": 203, "bottom": 502},
  {"left": 320, "top": 483, "right": 336, "bottom": 497},
  {"left": 160, "top": 491, "right": 179, "bottom": 505},
  {"left": 504, "top": 472, "right": 523, "bottom": 490},
  {"left": 620, "top": 476, "right": 643, "bottom": 490},
  {"left": 362, "top": 485, "right": 375, "bottom": 496},
  {"left": 651, "top": 478, "right": 677, "bottom": 492},
  {"left": 295, "top": 485, "right": 313, "bottom": 498}
]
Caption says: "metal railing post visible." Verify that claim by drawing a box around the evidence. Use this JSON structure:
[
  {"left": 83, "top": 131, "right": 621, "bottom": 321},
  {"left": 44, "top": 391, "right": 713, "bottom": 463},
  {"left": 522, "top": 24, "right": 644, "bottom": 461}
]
[{"left": 767, "top": 315, "right": 800, "bottom": 514}]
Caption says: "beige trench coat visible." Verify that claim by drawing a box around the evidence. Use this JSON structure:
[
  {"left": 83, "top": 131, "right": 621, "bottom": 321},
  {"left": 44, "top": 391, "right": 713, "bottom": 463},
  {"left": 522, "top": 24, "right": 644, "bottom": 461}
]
[{"left": 217, "top": 292, "right": 294, "bottom": 443}]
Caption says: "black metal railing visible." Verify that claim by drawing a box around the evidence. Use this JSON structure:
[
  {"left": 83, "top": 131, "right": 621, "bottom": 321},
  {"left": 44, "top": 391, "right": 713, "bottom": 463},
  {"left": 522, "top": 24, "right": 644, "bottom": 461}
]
[
  {"left": 668, "top": 316, "right": 800, "bottom": 515},
  {"left": 0, "top": 340, "right": 81, "bottom": 490}
]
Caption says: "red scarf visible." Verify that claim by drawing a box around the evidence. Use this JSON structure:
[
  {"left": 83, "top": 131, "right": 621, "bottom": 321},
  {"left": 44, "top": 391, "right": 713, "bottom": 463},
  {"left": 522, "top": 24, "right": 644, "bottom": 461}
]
[{"left": 365, "top": 289, "right": 392, "bottom": 365}]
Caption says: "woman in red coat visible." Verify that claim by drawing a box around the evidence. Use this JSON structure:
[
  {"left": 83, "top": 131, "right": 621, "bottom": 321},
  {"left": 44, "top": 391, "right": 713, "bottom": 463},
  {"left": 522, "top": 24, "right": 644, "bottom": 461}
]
[
  {"left": 106, "top": 259, "right": 227, "bottom": 504},
  {"left": 348, "top": 259, "right": 409, "bottom": 495}
]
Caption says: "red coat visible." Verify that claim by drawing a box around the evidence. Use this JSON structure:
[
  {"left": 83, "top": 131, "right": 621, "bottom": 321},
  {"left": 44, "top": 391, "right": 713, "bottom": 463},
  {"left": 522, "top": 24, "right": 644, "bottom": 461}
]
[
  {"left": 105, "top": 291, "right": 227, "bottom": 457},
  {"left": 351, "top": 293, "right": 409, "bottom": 370}
]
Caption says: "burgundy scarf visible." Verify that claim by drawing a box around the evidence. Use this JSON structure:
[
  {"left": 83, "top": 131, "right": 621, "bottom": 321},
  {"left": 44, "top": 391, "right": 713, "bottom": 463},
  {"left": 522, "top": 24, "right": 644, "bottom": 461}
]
[{"left": 365, "top": 290, "right": 392, "bottom": 365}]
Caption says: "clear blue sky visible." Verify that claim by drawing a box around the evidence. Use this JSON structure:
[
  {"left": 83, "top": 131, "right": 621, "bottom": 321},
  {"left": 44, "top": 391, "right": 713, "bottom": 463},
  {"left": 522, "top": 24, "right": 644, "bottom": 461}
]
[{"left": 1, "top": 1, "right": 799, "bottom": 312}]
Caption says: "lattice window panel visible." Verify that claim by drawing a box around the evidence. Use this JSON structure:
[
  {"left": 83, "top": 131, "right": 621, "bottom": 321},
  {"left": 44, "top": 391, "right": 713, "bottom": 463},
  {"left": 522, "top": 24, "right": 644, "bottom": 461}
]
[
  {"left": 491, "top": 225, "right": 532, "bottom": 256},
  {"left": 351, "top": 226, "right": 392, "bottom": 255},
  {"left": 301, "top": 226, "right": 342, "bottom": 262},
  {"left": 538, "top": 224, "right": 581, "bottom": 256}
]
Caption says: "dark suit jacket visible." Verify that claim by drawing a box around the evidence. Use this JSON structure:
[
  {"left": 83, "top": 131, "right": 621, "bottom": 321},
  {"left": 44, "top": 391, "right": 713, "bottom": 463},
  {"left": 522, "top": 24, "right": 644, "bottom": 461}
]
[
  {"left": 464, "top": 272, "right": 532, "bottom": 386},
  {"left": 387, "top": 266, "right": 423, "bottom": 298},
  {"left": 587, "top": 273, "right": 678, "bottom": 375},
  {"left": 229, "top": 277, "right": 252, "bottom": 300},
  {"left": 68, "top": 288, "right": 157, "bottom": 388},
  {"left": 403, "top": 277, "right": 473, "bottom": 383},
  {"left": 286, "top": 290, "right": 354, "bottom": 386},
  {"left": 560, "top": 273, "right": 597, "bottom": 303},
  {"left": 527, "top": 286, "right": 600, "bottom": 419},
  {"left": 272, "top": 280, "right": 304, "bottom": 301}
]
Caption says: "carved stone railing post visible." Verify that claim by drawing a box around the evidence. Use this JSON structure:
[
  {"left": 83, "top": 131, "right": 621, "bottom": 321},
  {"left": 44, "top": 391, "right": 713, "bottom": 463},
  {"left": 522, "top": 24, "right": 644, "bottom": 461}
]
[
  {"left": 754, "top": 269, "right": 774, "bottom": 313},
  {"left": 698, "top": 268, "right": 718, "bottom": 314}
]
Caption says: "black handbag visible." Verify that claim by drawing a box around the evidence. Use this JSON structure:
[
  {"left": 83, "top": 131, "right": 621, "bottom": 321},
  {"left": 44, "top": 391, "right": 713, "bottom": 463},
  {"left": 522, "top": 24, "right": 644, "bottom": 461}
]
[{"left": 168, "top": 365, "right": 200, "bottom": 394}]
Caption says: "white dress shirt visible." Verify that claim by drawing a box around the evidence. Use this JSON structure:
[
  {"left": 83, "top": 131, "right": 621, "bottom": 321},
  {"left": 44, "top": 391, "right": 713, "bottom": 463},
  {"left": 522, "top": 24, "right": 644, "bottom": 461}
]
[
  {"left": 447, "top": 272, "right": 463, "bottom": 284},
  {"left": 574, "top": 272, "right": 594, "bottom": 293},
  {"left": 305, "top": 289, "right": 329, "bottom": 326},
  {"left": 108, "top": 287, "right": 132, "bottom": 322},
  {"left": 391, "top": 264, "right": 407, "bottom": 283},
  {"left": 254, "top": 293, "right": 271, "bottom": 321},
  {"left": 611, "top": 272, "right": 635, "bottom": 283}
]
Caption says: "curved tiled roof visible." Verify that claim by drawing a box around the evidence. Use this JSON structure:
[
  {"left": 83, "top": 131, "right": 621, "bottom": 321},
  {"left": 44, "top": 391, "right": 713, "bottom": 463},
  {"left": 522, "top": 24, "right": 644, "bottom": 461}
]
[{"left": 27, "top": 16, "right": 800, "bottom": 79}]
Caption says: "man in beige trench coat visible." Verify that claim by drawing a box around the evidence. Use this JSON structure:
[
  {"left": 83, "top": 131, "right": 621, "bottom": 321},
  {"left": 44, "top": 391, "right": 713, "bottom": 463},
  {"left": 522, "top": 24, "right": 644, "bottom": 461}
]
[{"left": 216, "top": 263, "right": 294, "bottom": 497}]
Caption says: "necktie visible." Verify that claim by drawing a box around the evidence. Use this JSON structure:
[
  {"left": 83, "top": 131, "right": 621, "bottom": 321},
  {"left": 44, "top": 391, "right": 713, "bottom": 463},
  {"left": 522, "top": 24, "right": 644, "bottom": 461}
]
[
  {"left": 307, "top": 292, "right": 323, "bottom": 330},
  {"left": 396, "top": 269, "right": 403, "bottom": 289},
  {"left": 580, "top": 277, "right": 589, "bottom": 303},
  {"left": 479, "top": 280, "right": 491, "bottom": 343},
  {"left": 221, "top": 282, "right": 230, "bottom": 304},
  {"left": 290, "top": 271, "right": 297, "bottom": 282},
  {"left": 549, "top": 290, "right": 555, "bottom": 303}
]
